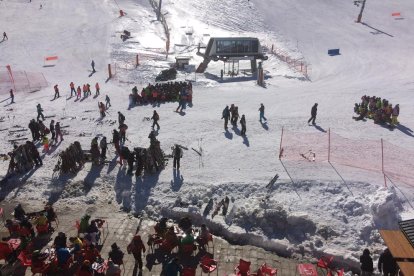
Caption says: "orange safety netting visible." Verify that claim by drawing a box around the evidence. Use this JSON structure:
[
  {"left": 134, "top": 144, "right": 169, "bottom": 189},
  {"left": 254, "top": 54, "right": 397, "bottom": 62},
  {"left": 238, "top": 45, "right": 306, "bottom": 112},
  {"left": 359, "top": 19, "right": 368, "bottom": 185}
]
[{"left": 280, "top": 128, "right": 414, "bottom": 187}]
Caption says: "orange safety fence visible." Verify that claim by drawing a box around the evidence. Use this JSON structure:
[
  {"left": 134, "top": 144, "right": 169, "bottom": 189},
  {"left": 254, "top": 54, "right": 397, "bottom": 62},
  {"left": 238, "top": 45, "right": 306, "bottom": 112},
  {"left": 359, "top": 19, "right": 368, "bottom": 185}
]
[
  {"left": 279, "top": 128, "right": 414, "bottom": 188},
  {"left": 383, "top": 140, "right": 414, "bottom": 188},
  {"left": 266, "top": 44, "right": 311, "bottom": 80}
]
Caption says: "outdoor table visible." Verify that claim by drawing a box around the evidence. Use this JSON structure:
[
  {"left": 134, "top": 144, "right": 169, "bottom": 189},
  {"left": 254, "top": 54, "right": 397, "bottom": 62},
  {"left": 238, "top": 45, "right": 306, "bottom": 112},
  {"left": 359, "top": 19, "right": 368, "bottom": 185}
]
[
  {"left": 7, "top": 238, "right": 21, "bottom": 250},
  {"left": 92, "top": 259, "right": 108, "bottom": 274},
  {"left": 297, "top": 263, "right": 317, "bottom": 276}
]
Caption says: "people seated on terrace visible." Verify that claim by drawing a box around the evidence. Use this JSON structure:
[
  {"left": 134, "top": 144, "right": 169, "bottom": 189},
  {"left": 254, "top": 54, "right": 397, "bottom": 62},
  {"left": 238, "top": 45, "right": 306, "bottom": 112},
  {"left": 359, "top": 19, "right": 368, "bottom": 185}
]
[
  {"left": 154, "top": 217, "right": 168, "bottom": 238},
  {"left": 69, "top": 236, "right": 83, "bottom": 254},
  {"left": 56, "top": 246, "right": 71, "bottom": 266},
  {"left": 83, "top": 244, "right": 101, "bottom": 263},
  {"left": 79, "top": 214, "right": 91, "bottom": 233},
  {"left": 31, "top": 250, "right": 49, "bottom": 271},
  {"left": 14, "top": 204, "right": 26, "bottom": 221},
  {"left": 180, "top": 229, "right": 194, "bottom": 245},
  {"left": 108, "top": 243, "right": 124, "bottom": 265},
  {"left": 54, "top": 232, "right": 67, "bottom": 249},
  {"left": 45, "top": 204, "right": 56, "bottom": 222},
  {"left": 5, "top": 219, "right": 20, "bottom": 237},
  {"left": 77, "top": 260, "right": 94, "bottom": 276},
  {"left": 34, "top": 212, "right": 48, "bottom": 227},
  {"left": 196, "top": 224, "right": 210, "bottom": 250},
  {"left": 20, "top": 218, "right": 35, "bottom": 238},
  {"left": 87, "top": 219, "right": 100, "bottom": 245}
]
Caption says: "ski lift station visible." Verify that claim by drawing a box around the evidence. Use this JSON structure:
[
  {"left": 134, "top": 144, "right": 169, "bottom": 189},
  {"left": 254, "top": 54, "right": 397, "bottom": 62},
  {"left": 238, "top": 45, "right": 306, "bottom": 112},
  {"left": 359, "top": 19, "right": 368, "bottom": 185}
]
[{"left": 196, "top": 37, "right": 268, "bottom": 74}]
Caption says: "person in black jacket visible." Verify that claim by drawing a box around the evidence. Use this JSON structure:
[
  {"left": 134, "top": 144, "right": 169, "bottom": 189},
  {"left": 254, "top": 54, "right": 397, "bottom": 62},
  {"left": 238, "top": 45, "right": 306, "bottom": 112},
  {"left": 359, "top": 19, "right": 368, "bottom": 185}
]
[
  {"left": 308, "top": 103, "right": 318, "bottom": 125},
  {"left": 378, "top": 248, "right": 397, "bottom": 276},
  {"left": 50, "top": 120, "right": 55, "bottom": 142},
  {"left": 240, "top": 115, "right": 246, "bottom": 136},
  {"left": 173, "top": 145, "right": 183, "bottom": 170},
  {"left": 108, "top": 243, "right": 124, "bottom": 265},
  {"left": 360, "top": 248, "right": 374, "bottom": 276},
  {"left": 222, "top": 105, "right": 230, "bottom": 130}
]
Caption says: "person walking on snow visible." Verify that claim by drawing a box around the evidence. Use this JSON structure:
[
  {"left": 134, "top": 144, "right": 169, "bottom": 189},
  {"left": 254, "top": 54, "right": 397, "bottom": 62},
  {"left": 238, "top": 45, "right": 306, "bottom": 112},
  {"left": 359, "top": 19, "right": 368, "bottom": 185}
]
[
  {"left": 83, "top": 84, "right": 88, "bottom": 98},
  {"left": 9, "top": 89, "right": 14, "bottom": 104},
  {"left": 151, "top": 110, "right": 160, "bottom": 130},
  {"left": 222, "top": 105, "right": 230, "bottom": 130},
  {"left": 308, "top": 103, "right": 318, "bottom": 125},
  {"left": 240, "top": 114, "right": 246, "bottom": 136},
  {"left": 105, "top": 95, "right": 111, "bottom": 109},
  {"left": 50, "top": 120, "right": 56, "bottom": 142},
  {"left": 259, "top": 103, "right": 267, "bottom": 123},
  {"left": 118, "top": 111, "right": 125, "bottom": 126},
  {"left": 359, "top": 248, "right": 374, "bottom": 276},
  {"left": 86, "top": 83, "right": 91, "bottom": 96},
  {"left": 37, "top": 104, "right": 45, "bottom": 121},
  {"left": 55, "top": 122, "right": 63, "bottom": 142},
  {"left": 91, "top": 60, "right": 96, "bottom": 73},
  {"left": 76, "top": 86, "right": 81, "bottom": 99},
  {"left": 391, "top": 104, "right": 399, "bottom": 126},
  {"left": 173, "top": 145, "right": 183, "bottom": 170},
  {"left": 95, "top": 82, "right": 100, "bottom": 96},
  {"left": 2, "top": 32, "right": 7, "bottom": 41},
  {"left": 100, "top": 136, "right": 107, "bottom": 161},
  {"left": 69, "top": 82, "right": 75, "bottom": 97},
  {"left": 378, "top": 248, "right": 397, "bottom": 276},
  {"left": 53, "top": 84, "right": 60, "bottom": 100}
]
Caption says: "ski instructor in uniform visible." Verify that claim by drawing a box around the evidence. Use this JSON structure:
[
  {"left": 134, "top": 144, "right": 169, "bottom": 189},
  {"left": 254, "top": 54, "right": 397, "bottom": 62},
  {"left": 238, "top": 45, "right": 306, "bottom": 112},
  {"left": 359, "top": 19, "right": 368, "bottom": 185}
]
[{"left": 308, "top": 103, "right": 318, "bottom": 125}]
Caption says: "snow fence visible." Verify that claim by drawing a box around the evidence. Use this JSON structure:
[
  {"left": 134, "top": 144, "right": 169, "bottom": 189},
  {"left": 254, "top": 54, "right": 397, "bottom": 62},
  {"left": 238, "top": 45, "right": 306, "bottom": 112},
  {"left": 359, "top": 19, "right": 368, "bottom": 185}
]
[{"left": 279, "top": 128, "right": 414, "bottom": 188}]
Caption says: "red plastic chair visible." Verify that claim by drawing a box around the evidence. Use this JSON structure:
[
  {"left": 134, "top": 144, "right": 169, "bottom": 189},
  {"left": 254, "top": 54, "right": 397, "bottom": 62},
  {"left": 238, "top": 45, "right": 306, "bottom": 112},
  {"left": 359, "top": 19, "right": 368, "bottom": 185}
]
[
  {"left": 235, "top": 259, "right": 251, "bottom": 276},
  {"left": 36, "top": 223, "right": 50, "bottom": 235},
  {"left": 199, "top": 255, "right": 217, "bottom": 274},
  {"left": 0, "top": 242, "right": 13, "bottom": 262},
  {"left": 297, "top": 263, "right": 317, "bottom": 276},
  {"left": 257, "top": 263, "right": 277, "bottom": 276},
  {"left": 31, "top": 263, "right": 50, "bottom": 275},
  {"left": 317, "top": 256, "right": 333, "bottom": 270},
  {"left": 182, "top": 267, "right": 196, "bottom": 276},
  {"left": 180, "top": 243, "right": 195, "bottom": 256},
  {"left": 18, "top": 251, "right": 32, "bottom": 267}
]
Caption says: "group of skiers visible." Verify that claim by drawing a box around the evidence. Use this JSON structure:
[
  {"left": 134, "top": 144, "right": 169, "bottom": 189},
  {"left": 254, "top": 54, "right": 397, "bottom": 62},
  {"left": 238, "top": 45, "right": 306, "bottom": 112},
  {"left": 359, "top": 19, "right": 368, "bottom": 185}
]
[
  {"left": 67, "top": 82, "right": 102, "bottom": 100},
  {"left": 54, "top": 142, "right": 84, "bottom": 174},
  {"left": 78, "top": 110, "right": 167, "bottom": 175},
  {"left": 353, "top": 95, "right": 400, "bottom": 126},
  {"left": 28, "top": 117, "right": 64, "bottom": 152},
  {"left": 6, "top": 141, "right": 42, "bottom": 177},
  {"left": 128, "top": 81, "right": 193, "bottom": 108},
  {"left": 221, "top": 104, "right": 249, "bottom": 136}
]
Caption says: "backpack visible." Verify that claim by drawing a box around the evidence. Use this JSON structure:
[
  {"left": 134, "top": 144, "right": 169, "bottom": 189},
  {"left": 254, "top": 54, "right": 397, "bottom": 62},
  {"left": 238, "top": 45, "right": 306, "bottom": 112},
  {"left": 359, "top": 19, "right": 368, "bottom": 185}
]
[{"left": 44, "top": 128, "right": 50, "bottom": 134}]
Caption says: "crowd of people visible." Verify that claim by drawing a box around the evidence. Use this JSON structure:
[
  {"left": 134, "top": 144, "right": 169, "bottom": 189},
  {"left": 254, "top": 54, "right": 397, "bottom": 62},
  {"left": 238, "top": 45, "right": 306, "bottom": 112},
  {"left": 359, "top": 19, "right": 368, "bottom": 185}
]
[
  {"left": 5, "top": 141, "right": 42, "bottom": 178},
  {"left": 54, "top": 142, "right": 85, "bottom": 174},
  {"left": 353, "top": 95, "right": 400, "bottom": 126},
  {"left": 128, "top": 81, "right": 192, "bottom": 109},
  {"left": 221, "top": 104, "right": 248, "bottom": 136}
]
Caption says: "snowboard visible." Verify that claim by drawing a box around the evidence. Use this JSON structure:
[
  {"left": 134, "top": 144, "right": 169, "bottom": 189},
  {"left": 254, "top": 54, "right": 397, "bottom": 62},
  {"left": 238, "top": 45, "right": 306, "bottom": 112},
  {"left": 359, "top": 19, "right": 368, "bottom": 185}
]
[{"left": 266, "top": 174, "right": 279, "bottom": 189}]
